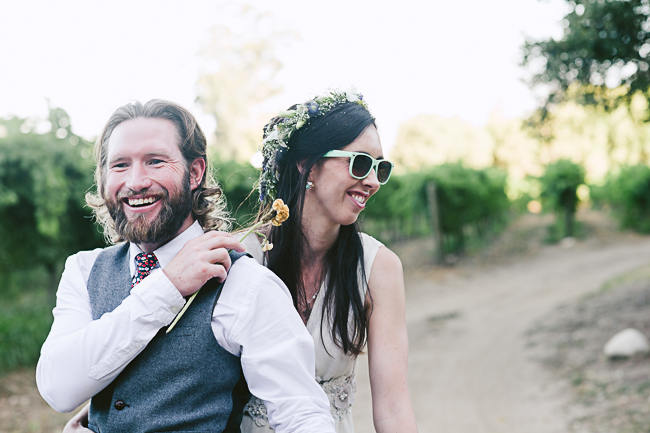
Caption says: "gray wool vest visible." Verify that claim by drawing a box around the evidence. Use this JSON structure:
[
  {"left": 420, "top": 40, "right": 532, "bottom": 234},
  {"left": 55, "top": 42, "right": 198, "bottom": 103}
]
[{"left": 86, "top": 243, "right": 249, "bottom": 433}]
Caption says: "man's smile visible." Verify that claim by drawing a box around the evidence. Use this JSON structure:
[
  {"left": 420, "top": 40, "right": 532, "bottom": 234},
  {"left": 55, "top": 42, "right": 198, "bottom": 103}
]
[{"left": 124, "top": 195, "right": 160, "bottom": 208}]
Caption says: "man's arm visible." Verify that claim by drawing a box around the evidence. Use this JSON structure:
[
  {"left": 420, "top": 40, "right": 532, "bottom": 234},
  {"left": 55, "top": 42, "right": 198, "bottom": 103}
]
[
  {"left": 37, "top": 231, "right": 244, "bottom": 413},
  {"left": 36, "top": 251, "right": 186, "bottom": 412},
  {"left": 213, "top": 257, "right": 335, "bottom": 433}
]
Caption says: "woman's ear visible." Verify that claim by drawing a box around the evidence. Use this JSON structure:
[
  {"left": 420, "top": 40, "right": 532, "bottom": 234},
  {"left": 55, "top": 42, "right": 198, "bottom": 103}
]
[{"left": 296, "top": 160, "right": 307, "bottom": 175}]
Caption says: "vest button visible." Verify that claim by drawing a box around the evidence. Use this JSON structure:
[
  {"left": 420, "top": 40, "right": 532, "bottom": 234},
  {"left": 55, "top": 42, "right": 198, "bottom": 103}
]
[{"left": 114, "top": 400, "right": 127, "bottom": 410}]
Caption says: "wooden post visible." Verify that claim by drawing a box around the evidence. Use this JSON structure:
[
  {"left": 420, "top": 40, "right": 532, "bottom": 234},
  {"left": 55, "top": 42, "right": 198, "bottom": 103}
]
[{"left": 426, "top": 182, "right": 443, "bottom": 264}]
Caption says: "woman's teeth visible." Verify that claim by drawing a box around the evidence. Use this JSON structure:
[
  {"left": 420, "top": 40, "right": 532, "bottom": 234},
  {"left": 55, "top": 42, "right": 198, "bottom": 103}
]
[{"left": 350, "top": 193, "right": 367, "bottom": 205}]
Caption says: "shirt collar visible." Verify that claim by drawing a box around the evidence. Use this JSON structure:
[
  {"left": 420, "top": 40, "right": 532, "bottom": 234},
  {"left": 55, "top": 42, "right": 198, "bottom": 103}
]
[{"left": 128, "top": 220, "right": 204, "bottom": 275}]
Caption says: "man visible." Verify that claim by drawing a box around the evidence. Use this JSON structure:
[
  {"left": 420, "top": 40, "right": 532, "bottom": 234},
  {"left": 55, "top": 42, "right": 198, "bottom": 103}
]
[{"left": 36, "top": 100, "right": 335, "bottom": 432}]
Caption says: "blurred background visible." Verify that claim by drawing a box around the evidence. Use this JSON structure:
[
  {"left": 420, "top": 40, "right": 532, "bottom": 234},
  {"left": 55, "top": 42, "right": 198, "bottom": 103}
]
[{"left": 1, "top": 0, "right": 649, "bottom": 432}]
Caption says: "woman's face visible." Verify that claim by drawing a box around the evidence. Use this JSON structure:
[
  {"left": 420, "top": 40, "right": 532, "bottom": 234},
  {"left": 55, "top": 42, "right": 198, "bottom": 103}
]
[{"left": 304, "top": 125, "right": 383, "bottom": 228}]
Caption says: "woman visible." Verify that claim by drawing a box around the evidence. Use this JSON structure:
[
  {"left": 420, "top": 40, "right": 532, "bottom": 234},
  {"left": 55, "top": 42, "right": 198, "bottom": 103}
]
[{"left": 63, "top": 90, "right": 417, "bottom": 432}]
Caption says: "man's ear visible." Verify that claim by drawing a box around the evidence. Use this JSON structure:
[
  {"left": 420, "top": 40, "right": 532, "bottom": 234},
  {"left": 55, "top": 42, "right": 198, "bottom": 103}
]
[{"left": 189, "top": 158, "right": 206, "bottom": 191}]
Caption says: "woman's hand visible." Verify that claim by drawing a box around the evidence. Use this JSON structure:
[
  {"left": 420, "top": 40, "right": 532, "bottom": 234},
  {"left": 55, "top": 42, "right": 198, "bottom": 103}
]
[{"left": 62, "top": 403, "right": 91, "bottom": 433}]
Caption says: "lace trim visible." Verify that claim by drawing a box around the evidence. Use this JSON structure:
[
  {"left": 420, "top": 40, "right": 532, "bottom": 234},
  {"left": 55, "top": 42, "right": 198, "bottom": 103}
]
[
  {"left": 243, "top": 374, "right": 356, "bottom": 426},
  {"left": 243, "top": 396, "right": 269, "bottom": 427},
  {"left": 319, "top": 374, "right": 356, "bottom": 419}
]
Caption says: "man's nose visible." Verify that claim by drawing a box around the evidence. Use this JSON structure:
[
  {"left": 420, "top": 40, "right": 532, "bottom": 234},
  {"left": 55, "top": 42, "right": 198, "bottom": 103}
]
[{"left": 125, "top": 163, "right": 152, "bottom": 191}]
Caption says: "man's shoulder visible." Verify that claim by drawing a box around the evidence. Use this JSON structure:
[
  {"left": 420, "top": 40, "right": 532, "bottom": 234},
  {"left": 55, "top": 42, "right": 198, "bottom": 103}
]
[
  {"left": 229, "top": 255, "right": 273, "bottom": 280},
  {"left": 66, "top": 243, "right": 126, "bottom": 270},
  {"left": 225, "top": 256, "right": 291, "bottom": 298}
]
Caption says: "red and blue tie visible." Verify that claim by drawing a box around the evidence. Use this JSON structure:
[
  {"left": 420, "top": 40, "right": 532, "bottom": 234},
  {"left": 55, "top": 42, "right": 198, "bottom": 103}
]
[{"left": 131, "top": 252, "right": 159, "bottom": 288}]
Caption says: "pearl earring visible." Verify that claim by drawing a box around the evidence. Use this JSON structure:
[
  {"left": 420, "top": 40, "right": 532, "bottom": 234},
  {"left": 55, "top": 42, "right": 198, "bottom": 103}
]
[{"left": 306, "top": 181, "right": 314, "bottom": 191}]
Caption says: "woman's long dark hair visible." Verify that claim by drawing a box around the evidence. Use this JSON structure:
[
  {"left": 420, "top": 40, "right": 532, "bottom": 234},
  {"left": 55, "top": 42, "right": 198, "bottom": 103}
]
[{"left": 258, "top": 101, "right": 376, "bottom": 355}]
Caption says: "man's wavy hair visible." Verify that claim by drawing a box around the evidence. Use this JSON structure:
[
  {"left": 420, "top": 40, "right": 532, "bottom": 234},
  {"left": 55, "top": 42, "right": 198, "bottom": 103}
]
[{"left": 86, "top": 99, "right": 230, "bottom": 243}]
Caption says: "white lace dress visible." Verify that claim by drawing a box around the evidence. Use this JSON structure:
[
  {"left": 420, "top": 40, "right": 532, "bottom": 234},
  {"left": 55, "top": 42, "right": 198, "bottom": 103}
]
[{"left": 239, "top": 232, "right": 383, "bottom": 433}]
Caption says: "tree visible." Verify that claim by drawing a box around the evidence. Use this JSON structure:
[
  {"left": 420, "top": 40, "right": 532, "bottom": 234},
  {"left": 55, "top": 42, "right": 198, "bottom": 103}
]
[
  {"left": 195, "top": 3, "right": 292, "bottom": 161},
  {"left": 391, "top": 112, "right": 541, "bottom": 198},
  {"left": 391, "top": 114, "right": 494, "bottom": 171},
  {"left": 0, "top": 108, "right": 103, "bottom": 296},
  {"left": 522, "top": 0, "right": 650, "bottom": 117}
]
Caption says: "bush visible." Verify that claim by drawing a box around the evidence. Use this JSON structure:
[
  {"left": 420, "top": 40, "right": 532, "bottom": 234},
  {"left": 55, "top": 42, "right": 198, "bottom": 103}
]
[
  {"left": 539, "top": 159, "right": 585, "bottom": 238},
  {"left": 212, "top": 158, "right": 260, "bottom": 228},
  {"left": 600, "top": 165, "right": 650, "bottom": 233},
  {"left": 362, "top": 172, "right": 431, "bottom": 241},
  {"left": 0, "top": 270, "right": 54, "bottom": 375},
  {"left": 423, "top": 163, "right": 509, "bottom": 254},
  {"left": 362, "top": 163, "right": 510, "bottom": 256},
  {"left": 426, "top": 163, "right": 509, "bottom": 234},
  {"left": 0, "top": 296, "right": 53, "bottom": 375}
]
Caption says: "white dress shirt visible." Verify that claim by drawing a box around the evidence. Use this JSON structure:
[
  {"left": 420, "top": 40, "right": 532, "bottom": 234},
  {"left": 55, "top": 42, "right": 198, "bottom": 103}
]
[{"left": 36, "top": 221, "right": 335, "bottom": 433}]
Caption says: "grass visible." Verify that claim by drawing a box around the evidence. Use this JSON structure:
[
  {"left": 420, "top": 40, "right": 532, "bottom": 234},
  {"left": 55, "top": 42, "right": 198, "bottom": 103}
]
[{"left": 597, "top": 264, "right": 650, "bottom": 294}]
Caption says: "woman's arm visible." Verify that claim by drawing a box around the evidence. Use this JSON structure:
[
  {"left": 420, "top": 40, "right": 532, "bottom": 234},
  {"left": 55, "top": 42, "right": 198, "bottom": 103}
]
[{"left": 366, "top": 246, "right": 418, "bottom": 432}]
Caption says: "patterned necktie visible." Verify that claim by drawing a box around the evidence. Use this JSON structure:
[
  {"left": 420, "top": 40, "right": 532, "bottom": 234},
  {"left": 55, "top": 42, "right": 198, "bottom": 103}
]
[{"left": 131, "top": 252, "right": 159, "bottom": 288}]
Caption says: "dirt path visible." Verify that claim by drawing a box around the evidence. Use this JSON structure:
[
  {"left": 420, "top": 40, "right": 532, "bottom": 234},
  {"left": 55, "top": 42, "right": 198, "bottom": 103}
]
[{"left": 352, "top": 212, "right": 650, "bottom": 432}]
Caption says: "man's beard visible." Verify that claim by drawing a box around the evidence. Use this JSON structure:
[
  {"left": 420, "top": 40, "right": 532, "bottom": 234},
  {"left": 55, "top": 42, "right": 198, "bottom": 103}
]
[{"left": 106, "top": 172, "right": 194, "bottom": 246}]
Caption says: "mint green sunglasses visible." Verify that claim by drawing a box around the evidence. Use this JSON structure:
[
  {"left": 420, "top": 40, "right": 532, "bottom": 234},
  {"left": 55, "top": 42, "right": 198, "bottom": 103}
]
[{"left": 322, "top": 150, "right": 393, "bottom": 184}]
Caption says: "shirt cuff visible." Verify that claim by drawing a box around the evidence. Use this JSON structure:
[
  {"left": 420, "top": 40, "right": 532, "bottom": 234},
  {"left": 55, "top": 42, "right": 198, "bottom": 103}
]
[
  {"left": 86, "top": 270, "right": 186, "bottom": 381},
  {"left": 130, "top": 268, "right": 186, "bottom": 325}
]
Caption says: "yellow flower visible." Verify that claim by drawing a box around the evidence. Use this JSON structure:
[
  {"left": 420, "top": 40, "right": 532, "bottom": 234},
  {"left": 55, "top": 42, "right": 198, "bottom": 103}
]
[
  {"left": 272, "top": 198, "right": 286, "bottom": 212},
  {"left": 270, "top": 199, "right": 289, "bottom": 226}
]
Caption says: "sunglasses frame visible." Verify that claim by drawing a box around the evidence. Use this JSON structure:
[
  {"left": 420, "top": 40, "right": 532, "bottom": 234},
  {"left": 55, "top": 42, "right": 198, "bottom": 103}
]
[{"left": 322, "top": 150, "right": 393, "bottom": 184}]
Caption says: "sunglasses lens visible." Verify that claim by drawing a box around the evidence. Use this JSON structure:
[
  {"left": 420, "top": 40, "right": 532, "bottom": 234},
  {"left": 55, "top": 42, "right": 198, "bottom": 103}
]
[
  {"left": 377, "top": 161, "right": 392, "bottom": 183},
  {"left": 351, "top": 154, "right": 373, "bottom": 178}
]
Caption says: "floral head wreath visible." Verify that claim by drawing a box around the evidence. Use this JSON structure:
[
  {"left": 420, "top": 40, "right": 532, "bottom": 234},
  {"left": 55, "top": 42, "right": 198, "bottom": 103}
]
[{"left": 258, "top": 89, "right": 370, "bottom": 204}]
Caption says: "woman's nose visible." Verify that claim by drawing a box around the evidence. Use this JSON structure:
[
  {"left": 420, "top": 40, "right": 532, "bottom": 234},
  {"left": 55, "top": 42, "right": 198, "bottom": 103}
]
[{"left": 362, "top": 167, "right": 380, "bottom": 190}]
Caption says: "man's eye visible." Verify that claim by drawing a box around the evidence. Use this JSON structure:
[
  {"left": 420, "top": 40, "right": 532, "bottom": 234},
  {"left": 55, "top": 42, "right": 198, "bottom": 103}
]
[
  {"left": 149, "top": 159, "right": 164, "bottom": 165},
  {"left": 111, "top": 162, "right": 128, "bottom": 169}
]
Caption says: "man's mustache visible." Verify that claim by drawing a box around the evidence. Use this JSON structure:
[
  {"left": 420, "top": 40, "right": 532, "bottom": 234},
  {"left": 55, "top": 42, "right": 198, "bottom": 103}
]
[{"left": 116, "top": 188, "right": 167, "bottom": 201}]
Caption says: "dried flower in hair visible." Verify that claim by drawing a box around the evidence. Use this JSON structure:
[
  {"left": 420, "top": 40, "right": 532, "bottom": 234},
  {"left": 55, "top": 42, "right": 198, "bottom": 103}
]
[
  {"left": 271, "top": 199, "right": 289, "bottom": 226},
  {"left": 261, "top": 239, "right": 273, "bottom": 252}
]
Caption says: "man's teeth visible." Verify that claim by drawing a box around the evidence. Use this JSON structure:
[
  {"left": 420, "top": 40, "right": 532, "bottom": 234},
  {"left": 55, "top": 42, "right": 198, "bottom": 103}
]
[
  {"left": 351, "top": 194, "right": 367, "bottom": 204},
  {"left": 128, "top": 197, "right": 157, "bottom": 207}
]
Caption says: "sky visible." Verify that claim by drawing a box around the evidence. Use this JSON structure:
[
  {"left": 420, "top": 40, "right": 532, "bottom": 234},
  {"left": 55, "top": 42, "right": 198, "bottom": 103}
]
[{"left": 0, "top": 0, "right": 569, "bottom": 154}]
